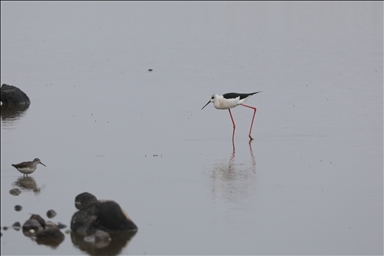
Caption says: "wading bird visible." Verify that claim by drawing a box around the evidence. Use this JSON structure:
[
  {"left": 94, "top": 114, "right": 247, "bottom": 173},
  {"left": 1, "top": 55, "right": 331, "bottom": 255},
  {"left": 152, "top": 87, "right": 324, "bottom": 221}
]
[
  {"left": 12, "top": 158, "right": 46, "bottom": 176},
  {"left": 201, "top": 92, "right": 261, "bottom": 140}
]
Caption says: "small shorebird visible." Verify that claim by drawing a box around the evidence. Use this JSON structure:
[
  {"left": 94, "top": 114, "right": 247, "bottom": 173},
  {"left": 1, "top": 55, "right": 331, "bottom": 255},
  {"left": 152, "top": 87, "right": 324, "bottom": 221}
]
[
  {"left": 201, "top": 92, "right": 261, "bottom": 140},
  {"left": 12, "top": 158, "right": 46, "bottom": 176}
]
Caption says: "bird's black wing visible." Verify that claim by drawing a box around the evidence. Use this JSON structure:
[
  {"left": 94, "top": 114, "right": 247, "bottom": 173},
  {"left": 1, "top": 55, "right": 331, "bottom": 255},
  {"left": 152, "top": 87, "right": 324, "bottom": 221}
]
[{"left": 223, "top": 92, "right": 261, "bottom": 100}]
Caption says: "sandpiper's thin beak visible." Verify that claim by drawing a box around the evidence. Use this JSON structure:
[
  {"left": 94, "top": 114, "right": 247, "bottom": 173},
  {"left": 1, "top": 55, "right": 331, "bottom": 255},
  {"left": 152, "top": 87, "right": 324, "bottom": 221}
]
[
  {"left": 40, "top": 162, "right": 46, "bottom": 167},
  {"left": 201, "top": 101, "right": 211, "bottom": 110}
]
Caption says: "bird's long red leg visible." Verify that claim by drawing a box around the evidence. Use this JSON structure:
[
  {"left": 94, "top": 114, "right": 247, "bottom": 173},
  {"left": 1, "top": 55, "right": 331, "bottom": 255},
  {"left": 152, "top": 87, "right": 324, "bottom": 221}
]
[
  {"left": 228, "top": 109, "right": 236, "bottom": 140},
  {"left": 240, "top": 104, "right": 257, "bottom": 140}
]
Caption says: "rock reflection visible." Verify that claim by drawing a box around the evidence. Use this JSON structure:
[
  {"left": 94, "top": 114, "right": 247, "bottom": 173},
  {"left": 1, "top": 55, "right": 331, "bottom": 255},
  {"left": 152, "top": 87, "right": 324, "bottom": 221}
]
[
  {"left": 35, "top": 229, "right": 65, "bottom": 249},
  {"left": 22, "top": 214, "right": 65, "bottom": 249},
  {"left": 211, "top": 140, "right": 257, "bottom": 201},
  {"left": 13, "top": 176, "right": 44, "bottom": 194},
  {"left": 71, "top": 231, "right": 137, "bottom": 256},
  {"left": 0, "top": 103, "right": 30, "bottom": 122}
]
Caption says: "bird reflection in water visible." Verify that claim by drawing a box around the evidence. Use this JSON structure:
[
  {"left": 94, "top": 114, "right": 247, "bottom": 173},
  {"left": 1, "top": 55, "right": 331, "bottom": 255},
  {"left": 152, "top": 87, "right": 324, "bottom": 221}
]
[
  {"left": 211, "top": 139, "right": 257, "bottom": 201},
  {"left": 13, "top": 176, "right": 44, "bottom": 194}
]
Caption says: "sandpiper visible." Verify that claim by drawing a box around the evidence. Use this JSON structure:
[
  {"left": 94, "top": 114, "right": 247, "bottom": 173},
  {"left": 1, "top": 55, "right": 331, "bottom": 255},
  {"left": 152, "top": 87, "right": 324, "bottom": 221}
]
[{"left": 12, "top": 158, "right": 46, "bottom": 176}]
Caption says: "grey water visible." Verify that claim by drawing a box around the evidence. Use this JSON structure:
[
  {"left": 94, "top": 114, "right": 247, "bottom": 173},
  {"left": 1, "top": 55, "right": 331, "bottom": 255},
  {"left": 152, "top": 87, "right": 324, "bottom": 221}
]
[{"left": 1, "top": 2, "right": 383, "bottom": 255}]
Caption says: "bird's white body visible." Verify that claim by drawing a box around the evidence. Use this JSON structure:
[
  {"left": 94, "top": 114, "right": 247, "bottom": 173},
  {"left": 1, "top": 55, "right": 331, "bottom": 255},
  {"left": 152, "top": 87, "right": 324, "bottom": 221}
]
[
  {"left": 201, "top": 91, "right": 261, "bottom": 140},
  {"left": 16, "top": 166, "right": 36, "bottom": 175},
  {"left": 210, "top": 94, "right": 250, "bottom": 109}
]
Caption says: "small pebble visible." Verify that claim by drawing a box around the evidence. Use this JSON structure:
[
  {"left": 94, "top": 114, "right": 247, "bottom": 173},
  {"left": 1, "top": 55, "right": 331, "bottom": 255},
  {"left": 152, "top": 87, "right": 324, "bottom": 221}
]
[
  {"left": 3, "top": 226, "right": 8, "bottom": 231},
  {"left": 148, "top": 69, "right": 153, "bottom": 71},
  {"left": 14, "top": 205, "right": 22, "bottom": 211},
  {"left": 12, "top": 222, "right": 21, "bottom": 231},
  {"left": 47, "top": 209, "right": 57, "bottom": 219},
  {"left": 57, "top": 222, "right": 67, "bottom": 229},
  {"left": 75, "top": 192, "right": 98, "bottom": 210},
  {"left": 29, "top": 214, "right": 46, "bottom": 229}
]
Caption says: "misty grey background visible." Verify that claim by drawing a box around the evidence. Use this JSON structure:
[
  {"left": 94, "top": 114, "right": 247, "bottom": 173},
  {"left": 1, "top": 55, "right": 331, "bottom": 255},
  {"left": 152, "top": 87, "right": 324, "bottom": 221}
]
[{"left": 1, "top": 2, "right": 383, "bottom": 255}]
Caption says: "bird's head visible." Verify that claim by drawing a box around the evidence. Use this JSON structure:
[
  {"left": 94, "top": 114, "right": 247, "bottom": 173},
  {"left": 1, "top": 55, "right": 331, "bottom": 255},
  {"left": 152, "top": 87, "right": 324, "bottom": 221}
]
[
  {"left": 201, "top": 94, "right": 218, "bottom": 110},
  {"left": 34, "top": 158, "right": 46, "bottom": 167}
]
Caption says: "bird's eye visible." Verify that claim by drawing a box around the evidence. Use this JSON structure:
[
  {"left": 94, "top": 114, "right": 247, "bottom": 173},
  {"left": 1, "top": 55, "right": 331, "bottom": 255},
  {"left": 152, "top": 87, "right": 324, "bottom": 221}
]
[{"left": 211, "top": 96, "right": 214, "bottom": 100}]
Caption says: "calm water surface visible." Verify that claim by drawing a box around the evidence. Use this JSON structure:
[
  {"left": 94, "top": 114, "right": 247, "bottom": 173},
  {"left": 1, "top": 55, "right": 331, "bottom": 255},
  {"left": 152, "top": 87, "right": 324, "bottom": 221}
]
[{"left": 1, "top": 2, "right": 383, "bottom": 255}]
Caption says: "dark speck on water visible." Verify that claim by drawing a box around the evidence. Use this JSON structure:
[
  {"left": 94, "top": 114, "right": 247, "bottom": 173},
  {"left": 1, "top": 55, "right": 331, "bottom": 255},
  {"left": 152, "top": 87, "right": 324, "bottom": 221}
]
[{"left": 14, "top": 205, "right": 22, "bottom": 211}]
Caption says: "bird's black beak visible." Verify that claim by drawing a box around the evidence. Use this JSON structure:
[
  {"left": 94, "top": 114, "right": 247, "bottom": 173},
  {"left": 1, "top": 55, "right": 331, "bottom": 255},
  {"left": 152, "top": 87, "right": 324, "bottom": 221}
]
[
  {"left": 201, "top": 101, "right": 211, "bottom": 110},
  {"left": 40, "top": 162, "right": 46, "bottom": 167}
]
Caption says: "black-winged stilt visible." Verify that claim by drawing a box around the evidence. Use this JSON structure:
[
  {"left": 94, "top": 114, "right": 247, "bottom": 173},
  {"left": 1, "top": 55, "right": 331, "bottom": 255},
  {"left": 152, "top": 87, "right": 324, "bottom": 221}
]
[{"left": 201, "top": 92, "right": 261, "bottom": 140}]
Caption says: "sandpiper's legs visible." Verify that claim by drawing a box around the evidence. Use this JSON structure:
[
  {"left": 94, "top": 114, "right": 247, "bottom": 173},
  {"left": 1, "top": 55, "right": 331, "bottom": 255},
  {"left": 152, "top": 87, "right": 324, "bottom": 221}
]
[{"left": 241, "top": 104, "right": 257, "bottom": 140}]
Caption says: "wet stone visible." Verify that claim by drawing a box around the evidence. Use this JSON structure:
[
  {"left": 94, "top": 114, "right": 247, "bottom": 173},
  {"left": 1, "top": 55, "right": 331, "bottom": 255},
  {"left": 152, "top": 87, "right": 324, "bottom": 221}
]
[
  {"left": 47, "top": 209, "right": 57, "bottom": 218},
  {"left": 74, "top": 192, "right": 97, "bottom": 210},
  {"left": 57, "top": 222, "right": 67, "bottom": 229},
  {"left": 29, "top": 214, "right": 46, "bottom": 229},
  {"left": 45, "top": 221, "right": 57, "bottom": 229},
  {"left": 12, "top": 222, "right": 21, "bottom": 231},
  {"left": 22, "top": 219, "right": 42, "bottom": 232}
]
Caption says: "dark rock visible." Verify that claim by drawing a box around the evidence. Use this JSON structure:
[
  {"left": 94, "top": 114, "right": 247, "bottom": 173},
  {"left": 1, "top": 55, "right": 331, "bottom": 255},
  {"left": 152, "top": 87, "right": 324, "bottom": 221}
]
[
  {"left": 71, "top": 192, "right": 138, "bottom": 235},
  {"left": 12, "top": 222, "right": 21, "bottom": 231},
  {"left": 57, "top": 222, "right": 67, "bottom": 229},
  {"left": 70, "top": 209, "right": 95, "bottom": 236},
  {"left": 3, "top": 226, "right": 8, "bottom": 231},
  {"left": 29, "top": 214, "right": 46, "bottom": 229},
  {"left": 14, "top": 205, "right": 22, "bottom": 211},
  {"left": 47, "top": 209, "right": 57, "bottom": 218},
  {"left": 75, "top": 192, "right": 98, "bottom": 210},
  {"left": 0, "top": 84, "right": 30, "bottom": 105},
  {"left": 22, "top": 219, "right": 42, "bottom": 232},
  {"left": 90, "top": 200, "right": 138, "bottom": 232}
]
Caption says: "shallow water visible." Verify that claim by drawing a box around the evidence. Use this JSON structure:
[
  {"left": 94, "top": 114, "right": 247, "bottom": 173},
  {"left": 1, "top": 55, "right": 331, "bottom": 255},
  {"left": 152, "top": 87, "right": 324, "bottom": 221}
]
[{"left": 1, "top": 2, "right": 383, "bottom": 255}]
